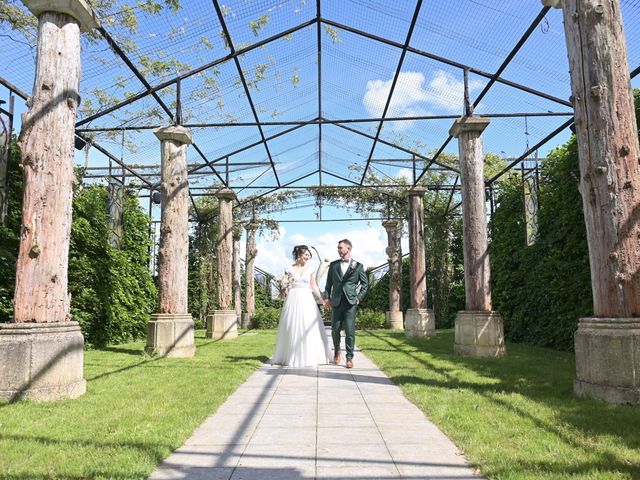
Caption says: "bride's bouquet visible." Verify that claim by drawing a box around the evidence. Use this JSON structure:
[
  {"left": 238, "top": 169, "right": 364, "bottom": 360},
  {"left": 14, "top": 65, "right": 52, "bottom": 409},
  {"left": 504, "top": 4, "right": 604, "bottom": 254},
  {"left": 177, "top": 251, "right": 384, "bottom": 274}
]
[{"left": 278, "top": 271, "right": 294, "bottom": 300}]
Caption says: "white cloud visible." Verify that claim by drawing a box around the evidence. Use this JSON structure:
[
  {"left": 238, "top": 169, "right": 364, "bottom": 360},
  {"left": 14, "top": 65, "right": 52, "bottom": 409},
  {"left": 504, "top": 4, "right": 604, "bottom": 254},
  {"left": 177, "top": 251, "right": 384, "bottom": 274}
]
[
  {"left": 362, "top": 70, "right": 484, "bottom": 130},
  {"left": 395, "top": 168, "right": 413, "bottom": 181},
  {"left": 363, "top": 71, "right": 430, "bottom": 118},
  {"left": 427, "top": 70, "right": 483, "bottom": 112}
]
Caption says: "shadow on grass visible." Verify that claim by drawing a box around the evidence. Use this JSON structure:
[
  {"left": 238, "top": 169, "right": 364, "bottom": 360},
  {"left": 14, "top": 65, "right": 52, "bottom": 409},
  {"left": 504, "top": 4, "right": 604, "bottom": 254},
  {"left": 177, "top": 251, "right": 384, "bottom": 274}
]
[
  {"left": 0, "top": 432, "right": 171, "bottom": 479},
  {"left": 225, "top": 354, "right": 271, "bottom": 364},
  {"left": 101, "top": 345, "right": 147, "bottom": 356},
  {"left": 360, "top": 328, "right": 640, "bottom": 478}
]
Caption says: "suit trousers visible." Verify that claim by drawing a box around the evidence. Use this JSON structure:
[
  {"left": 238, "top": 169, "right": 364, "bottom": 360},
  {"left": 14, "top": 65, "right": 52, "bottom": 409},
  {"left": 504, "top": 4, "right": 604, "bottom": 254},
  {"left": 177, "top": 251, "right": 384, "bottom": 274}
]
[{"left": 331, "top": 296, "right": 358, "bottom": 361}]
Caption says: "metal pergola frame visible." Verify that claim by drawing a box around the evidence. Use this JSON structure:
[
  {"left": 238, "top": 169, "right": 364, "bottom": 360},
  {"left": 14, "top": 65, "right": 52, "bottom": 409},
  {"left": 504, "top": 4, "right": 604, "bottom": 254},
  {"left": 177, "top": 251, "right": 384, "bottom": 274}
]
[{"left": 2, "top": 1, "right": 639, "bottom": 225}]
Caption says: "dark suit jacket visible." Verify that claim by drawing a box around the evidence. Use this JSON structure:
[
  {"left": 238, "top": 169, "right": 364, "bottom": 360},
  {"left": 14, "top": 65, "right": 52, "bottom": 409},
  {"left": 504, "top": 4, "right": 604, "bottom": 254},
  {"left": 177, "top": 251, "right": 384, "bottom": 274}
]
[{"left": 323, "top": 259, "right": 369, "bottom": 307}]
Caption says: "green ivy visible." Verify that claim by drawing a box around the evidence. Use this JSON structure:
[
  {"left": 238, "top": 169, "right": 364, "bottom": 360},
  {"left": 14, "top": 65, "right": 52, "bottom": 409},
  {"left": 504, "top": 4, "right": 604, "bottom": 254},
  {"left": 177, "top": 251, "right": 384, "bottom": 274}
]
[
  {"left": 356, "top": 309, "right": 385, "bottom": 329},
  {"left": 0, "top": 138, "right": 22, "bottom": 321},
  {"left": 69, "top": 184, "right": 156, "bottom": 347},
  {"left": 490, "top": 138, "right": 592, "bottom": 350},
  {"left": 251, "top": 306, "right": 280, "bottom": 329}
]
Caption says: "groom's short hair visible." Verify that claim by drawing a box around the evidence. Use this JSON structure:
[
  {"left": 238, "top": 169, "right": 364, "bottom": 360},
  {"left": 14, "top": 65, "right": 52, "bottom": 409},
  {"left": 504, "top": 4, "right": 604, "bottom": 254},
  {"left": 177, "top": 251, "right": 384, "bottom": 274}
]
[{"left": 339, "top": 238, "right": 352, "bottom": 249}]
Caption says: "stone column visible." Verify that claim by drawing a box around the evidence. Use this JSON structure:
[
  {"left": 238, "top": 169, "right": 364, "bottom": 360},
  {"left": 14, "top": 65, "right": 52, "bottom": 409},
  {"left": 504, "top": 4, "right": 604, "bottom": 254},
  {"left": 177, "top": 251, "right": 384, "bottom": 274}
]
[
  {"left": 404, "top": 187, "right": 435, "bottom": 337},
  {"left": 554, "top": 0, "right": 640, "bottom": 403},
  {"left": 450, "top": 116, "right": 504, "bottom": 358},
  {"left": 233, "top": 230, "right": 242, "bottom": 325},
  {"left": 145, "top": 126, "right": 195, "bottom": 357},
  {"left": 0, "top": 0, "right": 98, "bottom": 402},
  {"left": 206, "top": 188, "right": 238, "bottom": 339},
  {"left": 242, "top": 222, "right": 258, "bottom": 328},
  {"left": 383, "top": 219, "right": 403, "bottom": 329}
]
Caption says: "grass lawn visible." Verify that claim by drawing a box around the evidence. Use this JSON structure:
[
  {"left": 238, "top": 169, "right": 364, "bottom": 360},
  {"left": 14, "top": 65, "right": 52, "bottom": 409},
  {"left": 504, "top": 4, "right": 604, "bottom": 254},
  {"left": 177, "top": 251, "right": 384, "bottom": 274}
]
[
  {"left": 0, "top": 329, "right": 276, "bottom": 479},
  {"left": 357, "top": 329, "right": 640, "bottom": 480},
  {"left": 2, "top": 327, "right": 639, "bottom": 479}
]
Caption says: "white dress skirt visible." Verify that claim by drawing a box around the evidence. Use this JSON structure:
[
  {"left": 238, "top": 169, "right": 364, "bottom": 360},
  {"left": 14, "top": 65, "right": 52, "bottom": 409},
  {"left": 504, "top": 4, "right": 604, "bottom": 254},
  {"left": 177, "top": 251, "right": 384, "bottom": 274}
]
[{"left": 271, "top": 266, "right": 331, "bottom": 367}]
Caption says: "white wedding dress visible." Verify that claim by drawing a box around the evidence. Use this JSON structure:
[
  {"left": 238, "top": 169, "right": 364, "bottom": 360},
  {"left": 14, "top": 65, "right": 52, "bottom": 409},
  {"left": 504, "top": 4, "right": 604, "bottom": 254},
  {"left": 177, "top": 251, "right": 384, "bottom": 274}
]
[{"left": 271, "top": 265, "right": 331, "bottom": 367}]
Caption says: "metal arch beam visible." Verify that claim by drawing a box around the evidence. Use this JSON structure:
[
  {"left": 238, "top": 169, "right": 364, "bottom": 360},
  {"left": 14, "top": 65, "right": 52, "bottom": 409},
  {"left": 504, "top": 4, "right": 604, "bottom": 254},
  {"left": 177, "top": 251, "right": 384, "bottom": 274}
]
[
  {"left": 320, "top": 16, "right": 571, "bottom": 109},
  {"left": 330, "top": 120, "right": 460, "bottom": 174},
  {"left": 316, "top": 0, "right": 324, "bottom": 190},
  {"left": 359, "top": 0, "right": 423, "bottom": 185},
  {"left": 167, "top": 119, "right": 317, "bottom": 190},
  {"left": 76, "top": 18, "right": 317, "bottom": 128},
  {"left": 415, "top": 5, "right": 553, "bottom": 185},
  {"left": 234, "top": 170, "right": 320, "bottom": 208},
  {"left": 75, "top": 132, "right": 153, "bottom": 187},
  {"left": 487, "top": 118, "right": 574, "bottom": 185},
  {"left": 95, "top": 25, "right": 174, "bottom": 122},
  {"left": 74, "top": 111, "right": 573, "bottom": 131},
  {"left": 191, "top": 142, "right": 227, "bottom": 186},
  {"left": 211, "top": 0, "right": 281, "bottom": 187}
]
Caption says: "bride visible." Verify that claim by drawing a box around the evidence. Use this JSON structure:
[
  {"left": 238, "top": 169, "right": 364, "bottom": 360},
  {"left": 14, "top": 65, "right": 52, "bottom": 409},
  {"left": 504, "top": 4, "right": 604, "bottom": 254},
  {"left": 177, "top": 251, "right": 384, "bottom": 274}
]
[{"left": 271, "top": 245, "right": 332, "bottom": 367}]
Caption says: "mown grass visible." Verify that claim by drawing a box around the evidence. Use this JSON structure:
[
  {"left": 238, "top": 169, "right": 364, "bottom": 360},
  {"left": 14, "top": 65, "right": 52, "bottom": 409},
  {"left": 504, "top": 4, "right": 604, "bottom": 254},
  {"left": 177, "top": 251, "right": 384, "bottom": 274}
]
[
  {"left": 2, "top": 327, "right": 640, "bottom": 479},
  {"left": 0, "top": 329, "right": 276, "bottom": 480},
  {"left": 357, "top": 329, "right": 640, "bottom": 480}
]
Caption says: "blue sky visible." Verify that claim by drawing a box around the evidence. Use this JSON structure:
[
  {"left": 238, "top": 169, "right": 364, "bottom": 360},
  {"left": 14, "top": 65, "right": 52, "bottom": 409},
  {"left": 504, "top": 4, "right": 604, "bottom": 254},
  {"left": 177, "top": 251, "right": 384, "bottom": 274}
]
[{"left": 2, "top": 0, "right": 640, "bottom": 277}]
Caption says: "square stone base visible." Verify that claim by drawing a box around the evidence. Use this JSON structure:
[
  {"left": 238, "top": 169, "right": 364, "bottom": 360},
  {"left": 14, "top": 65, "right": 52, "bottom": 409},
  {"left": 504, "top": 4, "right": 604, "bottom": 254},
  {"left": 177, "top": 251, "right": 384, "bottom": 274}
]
[
  {"left": 454, "top": 310, "right": 505, "bottom": 357},
  {"left": 0, "top": 322, "right": 86, "bottom": 402},
  {"left": 145, "top": 313, "right": 195, "bottom": 357},
  {"left": 405, "top": 308, "right": 435, "bottom": 337},
  {"left": 206, "top": 310, "right": 238, "bottom": 340},
  {"left": 574, "top": 317, "right": 640, "bottom": 404},
  {"left": 386, "top": 310, "right": 404, "bottom": 329}
]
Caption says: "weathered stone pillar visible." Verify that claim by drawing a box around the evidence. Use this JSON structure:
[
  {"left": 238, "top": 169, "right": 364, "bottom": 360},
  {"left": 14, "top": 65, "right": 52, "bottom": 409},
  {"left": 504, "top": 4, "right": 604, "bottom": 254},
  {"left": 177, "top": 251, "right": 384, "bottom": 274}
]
[
  {"left": 0, "top": 0, "right": 98, "bottom": 401},
  {"left": 145, "top": 126, "right": 195, "bottom": 357},
  {"left": 383, "top": 219, "right": 403, "bottom": 329},
  {"left": 206, "top": 188, "right": 238, "bottom": 339},
  {"left": 233, "top": 230, "right": 242, "bottom": 325},
  {"left": 404, "top": 187, "right": 435, "bottom": 337},
  {"left": 450, "top": 116, "right": 504, "bottom": 358},
  {"left": 554, "top": 0, "right": 640, "bottom": 403},
  {"left": 242, "top": 222, "right": 258, "bottom": 328}
]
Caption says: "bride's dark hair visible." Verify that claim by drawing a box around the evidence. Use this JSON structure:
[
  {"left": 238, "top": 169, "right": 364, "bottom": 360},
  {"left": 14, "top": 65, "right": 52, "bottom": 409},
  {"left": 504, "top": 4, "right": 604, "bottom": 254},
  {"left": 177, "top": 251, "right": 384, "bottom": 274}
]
[{"left": 292, "top": 245, "right": 312, "bottom": 260}]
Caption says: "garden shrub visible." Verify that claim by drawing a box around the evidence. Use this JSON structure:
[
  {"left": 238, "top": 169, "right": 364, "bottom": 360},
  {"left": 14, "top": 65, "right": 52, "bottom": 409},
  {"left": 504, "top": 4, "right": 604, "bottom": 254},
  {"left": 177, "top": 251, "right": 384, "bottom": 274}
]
[
  {"left": 356, "top": 309, "right": 385, "bottom": 329},
  {"left": 251, "top": 306, "right": 281, "bottom": 329}
]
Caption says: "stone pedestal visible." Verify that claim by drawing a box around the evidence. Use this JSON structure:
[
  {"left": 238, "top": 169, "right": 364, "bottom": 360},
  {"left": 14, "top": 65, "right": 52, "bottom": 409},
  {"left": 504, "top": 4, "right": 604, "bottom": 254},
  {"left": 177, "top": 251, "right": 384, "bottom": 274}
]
[
  {"left": 206, "top": 310, "right": 238, "bottom": 340},
  {"left": 454, "top": 310, "right": 504, "bottom": 357},
  {"left": 145, "top": 313, "right": 195, "bottom": 357},
  {"left": 405, "top": 309, "right": 435, "bottom": 337},
  {"left": 241, "top": 313, "right": 253, "bottom": 329},
  {"left": 386, "top": 311, "right": 404, "bottom": 329},
  {"left": 574, "top": 318, "right": 640, "bottom": 404},
  {"left": 0, "top": 322, "right": 86, "bottom": 402}
]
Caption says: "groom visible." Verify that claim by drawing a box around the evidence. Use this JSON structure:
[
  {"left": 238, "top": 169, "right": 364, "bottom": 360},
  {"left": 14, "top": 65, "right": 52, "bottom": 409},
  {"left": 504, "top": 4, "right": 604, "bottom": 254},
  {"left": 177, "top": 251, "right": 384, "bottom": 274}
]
[{"left": 323, "top": 239, "right": 369, "bottom": 368}]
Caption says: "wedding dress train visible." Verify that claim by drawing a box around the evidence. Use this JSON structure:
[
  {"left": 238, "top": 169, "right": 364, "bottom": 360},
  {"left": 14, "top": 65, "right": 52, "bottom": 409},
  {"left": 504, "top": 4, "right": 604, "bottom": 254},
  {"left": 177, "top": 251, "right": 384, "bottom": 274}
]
[{"left": 271, "top": 266, "right": 331, "bottom": 367}]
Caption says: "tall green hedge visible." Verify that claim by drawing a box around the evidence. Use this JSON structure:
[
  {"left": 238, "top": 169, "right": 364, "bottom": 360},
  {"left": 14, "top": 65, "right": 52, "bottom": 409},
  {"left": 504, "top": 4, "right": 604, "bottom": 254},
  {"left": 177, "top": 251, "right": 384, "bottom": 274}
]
[
  {"left": 490, "top": 138, "right": 592, "bottom": 350},
  {"left": 69, "top": 184, "right": 157, "bottom": 347},
  {"left": 0, "top": 138, "right": 22, "bottom": 320},
  {"left": 490, "top": 89, "right": 640, "bottom": 351}
]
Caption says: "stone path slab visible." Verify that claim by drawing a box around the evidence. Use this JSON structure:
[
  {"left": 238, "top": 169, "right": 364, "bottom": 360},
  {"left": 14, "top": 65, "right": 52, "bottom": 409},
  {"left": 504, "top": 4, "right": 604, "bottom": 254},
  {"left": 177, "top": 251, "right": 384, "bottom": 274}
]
[{"left": 149, "top": 335, "right": 482, "bottom": 480}]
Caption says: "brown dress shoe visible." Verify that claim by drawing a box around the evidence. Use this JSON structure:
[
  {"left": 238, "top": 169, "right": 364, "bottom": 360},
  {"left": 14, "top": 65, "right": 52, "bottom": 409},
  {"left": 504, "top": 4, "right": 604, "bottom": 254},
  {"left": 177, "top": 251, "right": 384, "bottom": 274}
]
[
  {"left": 333, "top": 354, "right": 341, "bottom": 364},
  {"left": 346, "top": 360, "right": 353, "bottom": 369}
]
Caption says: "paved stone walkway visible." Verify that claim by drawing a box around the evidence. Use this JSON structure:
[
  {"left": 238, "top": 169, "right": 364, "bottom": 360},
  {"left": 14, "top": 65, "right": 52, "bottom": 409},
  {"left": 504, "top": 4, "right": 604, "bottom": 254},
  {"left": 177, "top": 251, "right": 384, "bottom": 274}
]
[{"left": 149, "top": 334, "right": 482, "bottom": 480}]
